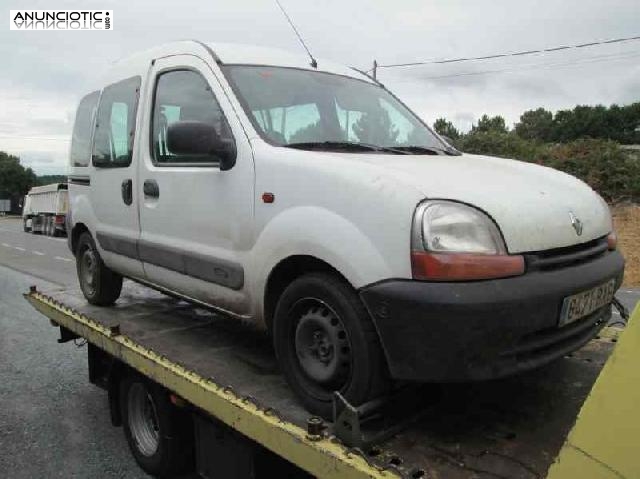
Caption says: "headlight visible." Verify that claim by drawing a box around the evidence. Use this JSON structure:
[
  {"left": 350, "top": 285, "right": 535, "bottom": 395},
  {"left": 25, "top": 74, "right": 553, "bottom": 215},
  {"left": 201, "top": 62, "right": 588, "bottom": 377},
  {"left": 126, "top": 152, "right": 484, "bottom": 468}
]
[
  {"left": 411, "top": 200, "right": 524, "bottom": 281},
  {"left": 418, "top": 201, "right": 506, "bottom": 254}
]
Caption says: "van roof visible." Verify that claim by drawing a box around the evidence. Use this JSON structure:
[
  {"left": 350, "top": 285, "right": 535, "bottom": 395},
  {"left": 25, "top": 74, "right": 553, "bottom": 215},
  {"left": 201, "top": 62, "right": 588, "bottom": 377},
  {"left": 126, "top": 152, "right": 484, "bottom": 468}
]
[{"left": 101, "top": 41, "right": 374, "bottom": 86}]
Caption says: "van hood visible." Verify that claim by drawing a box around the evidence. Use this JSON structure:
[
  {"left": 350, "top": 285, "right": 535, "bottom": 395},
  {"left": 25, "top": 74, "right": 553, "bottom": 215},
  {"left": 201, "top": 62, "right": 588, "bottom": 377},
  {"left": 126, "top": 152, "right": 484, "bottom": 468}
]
[{"left": 354, "top": 152, "right": 612, "bottom": 253}]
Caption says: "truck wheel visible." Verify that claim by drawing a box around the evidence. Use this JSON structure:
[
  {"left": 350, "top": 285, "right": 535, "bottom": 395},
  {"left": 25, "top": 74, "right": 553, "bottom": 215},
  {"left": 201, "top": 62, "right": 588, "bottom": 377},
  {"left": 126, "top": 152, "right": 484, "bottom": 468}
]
[
  {"left": 120, "top": 374, "right": 194, "bottom": 478},
  {"left": 273, "top": 272, "right": 390, "bottom": 418},
  {"left": 46, "top": 217, "right": 53, "bottom": 236},
  {"left": 23, "top": 218, "right": 30, "bottom": 232},
  {"left": 76, "top": 232, "right": 123, "bottom": 305}
]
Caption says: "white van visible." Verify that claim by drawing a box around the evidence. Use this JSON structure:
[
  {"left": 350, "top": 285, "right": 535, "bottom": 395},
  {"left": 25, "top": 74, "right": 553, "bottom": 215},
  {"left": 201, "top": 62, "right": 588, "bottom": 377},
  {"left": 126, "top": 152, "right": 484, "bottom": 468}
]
[{"left": 68, "top": 41, "right": 624, "bottom": 416}]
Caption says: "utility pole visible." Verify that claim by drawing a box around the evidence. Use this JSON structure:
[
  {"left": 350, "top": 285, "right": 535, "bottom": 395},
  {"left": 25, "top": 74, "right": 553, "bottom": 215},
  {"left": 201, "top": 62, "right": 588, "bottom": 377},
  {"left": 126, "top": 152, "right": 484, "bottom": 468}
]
[{"left": 372, "top": 59, "right": 377, "bottom": 80}]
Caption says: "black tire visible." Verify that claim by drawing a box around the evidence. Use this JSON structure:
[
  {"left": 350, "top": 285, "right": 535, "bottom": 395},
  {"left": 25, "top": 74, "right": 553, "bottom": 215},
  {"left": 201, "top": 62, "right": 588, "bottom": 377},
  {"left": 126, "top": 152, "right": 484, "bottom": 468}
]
[
  {"left": 273, "top": 272, "right": 390, "bottom": 418},
  {"left": 120, "top": 374, "right": 194, "bottom": 478},
  {"left": 51, "top": 218, "right": 59, "bottom": 237},
  {"left": 23, "top": 218, "right": 30, "bottom": 232},
  {"left": 46, "top": 217, "right": 53, "bottom": 236},
  {"left": 76, "top": 232, "right": 123, "bottom": 305}
]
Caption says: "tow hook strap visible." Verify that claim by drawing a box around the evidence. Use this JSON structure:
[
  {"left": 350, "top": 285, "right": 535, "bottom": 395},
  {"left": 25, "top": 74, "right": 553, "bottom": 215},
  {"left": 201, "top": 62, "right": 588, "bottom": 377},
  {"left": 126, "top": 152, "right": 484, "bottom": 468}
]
[{"left": 612, "top": 296, "right": 630, "bottom": 322}]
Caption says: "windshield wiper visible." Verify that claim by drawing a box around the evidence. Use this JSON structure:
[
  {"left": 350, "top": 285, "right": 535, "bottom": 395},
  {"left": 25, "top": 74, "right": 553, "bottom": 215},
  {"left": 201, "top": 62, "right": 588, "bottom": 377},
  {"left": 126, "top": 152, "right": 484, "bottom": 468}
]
[
  {"left": 391, "top": 145, "right": 461, "bottom": 156},
  {"left": 284, "top": 141, "right": 411, "bottom": 155}
]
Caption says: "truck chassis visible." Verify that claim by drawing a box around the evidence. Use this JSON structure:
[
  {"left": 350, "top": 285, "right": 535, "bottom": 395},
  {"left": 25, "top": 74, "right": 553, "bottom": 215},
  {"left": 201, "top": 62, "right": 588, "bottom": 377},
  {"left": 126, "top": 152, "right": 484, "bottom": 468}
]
[{"left": 25, "top": 282, "right": 622, "bottom": 479}]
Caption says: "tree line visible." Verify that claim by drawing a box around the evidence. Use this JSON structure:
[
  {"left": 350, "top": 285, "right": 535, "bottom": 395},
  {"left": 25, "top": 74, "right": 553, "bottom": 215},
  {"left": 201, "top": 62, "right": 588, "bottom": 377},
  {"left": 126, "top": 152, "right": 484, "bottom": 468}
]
[
  {"left": 434, "top": 102, "right": 640, "bottom": 144},
  {"left": 433, "top": 102, "right": 640, "bottom": 203}
]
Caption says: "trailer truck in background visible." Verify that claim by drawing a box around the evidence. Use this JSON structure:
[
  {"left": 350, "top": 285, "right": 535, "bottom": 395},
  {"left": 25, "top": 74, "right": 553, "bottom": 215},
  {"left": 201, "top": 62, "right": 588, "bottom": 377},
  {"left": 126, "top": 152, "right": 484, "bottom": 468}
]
[
  {"left": 0, "top": 198, "right": 10, "bottom": 215},
  {"left": 22, "top": 183, "right": 69, "bottom": 236}
]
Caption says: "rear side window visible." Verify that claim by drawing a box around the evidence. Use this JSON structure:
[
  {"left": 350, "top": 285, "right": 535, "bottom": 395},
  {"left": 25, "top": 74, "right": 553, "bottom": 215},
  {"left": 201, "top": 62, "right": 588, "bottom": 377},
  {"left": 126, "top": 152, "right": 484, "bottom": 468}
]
[
  {"left": 92, "top": 76, "right": 141, "bottom": 168},
  {"left": 70, "top": 91, "right": 99, "bottom": 167},
  {"left": 152, "top": 69, "right": 233, "bottom": 165}
]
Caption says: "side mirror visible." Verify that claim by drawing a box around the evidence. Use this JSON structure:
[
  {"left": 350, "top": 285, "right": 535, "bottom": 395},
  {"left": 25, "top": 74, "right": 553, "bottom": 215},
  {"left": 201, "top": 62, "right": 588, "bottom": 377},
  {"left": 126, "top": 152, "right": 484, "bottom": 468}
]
[{"left": 166, "top": 120, "right": 236, "bottom": 171}]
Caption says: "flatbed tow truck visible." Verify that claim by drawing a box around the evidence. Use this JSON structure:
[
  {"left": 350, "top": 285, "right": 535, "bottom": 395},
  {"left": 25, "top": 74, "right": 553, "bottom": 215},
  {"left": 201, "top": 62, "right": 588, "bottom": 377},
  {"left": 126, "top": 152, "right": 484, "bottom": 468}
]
[{"left": 25, "top": 282, "right": 639, "bottom": 479}]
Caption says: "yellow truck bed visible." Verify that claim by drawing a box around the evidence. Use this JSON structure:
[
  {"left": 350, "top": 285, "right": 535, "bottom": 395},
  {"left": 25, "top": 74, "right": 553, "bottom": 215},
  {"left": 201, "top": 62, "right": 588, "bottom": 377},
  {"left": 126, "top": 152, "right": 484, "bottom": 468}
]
[{"left": 25, "top": 282, "right": 632, "bottom": 479}]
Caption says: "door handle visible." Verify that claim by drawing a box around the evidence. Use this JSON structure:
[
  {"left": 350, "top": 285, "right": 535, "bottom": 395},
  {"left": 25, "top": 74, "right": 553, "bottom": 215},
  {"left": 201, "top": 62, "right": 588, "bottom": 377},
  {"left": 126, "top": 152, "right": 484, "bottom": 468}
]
[
  {"left": 121, "top": 179, "right": 132, "bottom": 205},
  {"left": 143, "top": 179, "right": 159, "bottom": 198}
]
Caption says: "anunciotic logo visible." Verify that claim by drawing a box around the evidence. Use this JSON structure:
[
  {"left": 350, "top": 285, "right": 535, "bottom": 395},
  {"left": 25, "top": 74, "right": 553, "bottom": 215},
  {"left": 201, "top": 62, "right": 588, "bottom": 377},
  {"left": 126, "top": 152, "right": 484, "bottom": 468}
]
[{"left": 10, "top": 10, "right": 113, "bottom": 30}]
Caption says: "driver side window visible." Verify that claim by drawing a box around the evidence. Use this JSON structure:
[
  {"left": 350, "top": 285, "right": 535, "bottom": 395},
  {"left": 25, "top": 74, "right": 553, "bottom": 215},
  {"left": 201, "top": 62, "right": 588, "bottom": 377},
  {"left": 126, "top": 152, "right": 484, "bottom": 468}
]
[{"left": 152, "top": 69, "right": 233, "bottom": 165}]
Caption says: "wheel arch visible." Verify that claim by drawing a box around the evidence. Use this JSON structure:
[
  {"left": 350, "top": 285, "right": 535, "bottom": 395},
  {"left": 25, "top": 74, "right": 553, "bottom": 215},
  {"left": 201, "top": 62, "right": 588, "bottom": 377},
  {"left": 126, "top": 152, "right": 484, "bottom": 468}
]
[
  {"left": 263, "top": 255, "right": 350, "bottom": 333},
  {"left": 70, "top": 222, "right": 90, "bottom": 255}
]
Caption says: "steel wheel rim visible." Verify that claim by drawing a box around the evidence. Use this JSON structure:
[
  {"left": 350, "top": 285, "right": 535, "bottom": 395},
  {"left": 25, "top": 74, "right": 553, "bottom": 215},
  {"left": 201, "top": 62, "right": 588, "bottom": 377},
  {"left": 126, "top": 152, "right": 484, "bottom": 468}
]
[
  {"left": 127, "top": 383, "right": 160, "bottom": 457},
  {"left": 293, "top": 298, "right": 352, "bottom": 390},
  {"left": 80, "top": 247, "right": 97, "bottom": 296}
]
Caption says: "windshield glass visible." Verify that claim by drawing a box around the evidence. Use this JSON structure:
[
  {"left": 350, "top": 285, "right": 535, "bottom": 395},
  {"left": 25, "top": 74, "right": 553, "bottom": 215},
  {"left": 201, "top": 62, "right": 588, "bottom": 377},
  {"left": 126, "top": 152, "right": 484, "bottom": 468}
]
[{"left": 223, "top": 66, "right": 446, "bottom": 152}]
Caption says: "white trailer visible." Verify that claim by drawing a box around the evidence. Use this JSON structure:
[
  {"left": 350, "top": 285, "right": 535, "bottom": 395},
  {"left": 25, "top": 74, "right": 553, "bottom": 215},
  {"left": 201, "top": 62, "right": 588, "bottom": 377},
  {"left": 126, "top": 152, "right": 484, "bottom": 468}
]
[
  {"left": 22, "top": 183, "right": 69, "bottom": 236},
  {"left": 0, "top": 198, "right": 10, "bottom": 215}
]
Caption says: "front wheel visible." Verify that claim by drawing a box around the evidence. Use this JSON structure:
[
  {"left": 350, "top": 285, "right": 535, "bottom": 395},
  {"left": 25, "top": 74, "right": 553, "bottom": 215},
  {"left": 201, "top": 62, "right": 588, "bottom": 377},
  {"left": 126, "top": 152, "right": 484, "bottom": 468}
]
[
  {"left": 120, "top": 374, "right": 194, "bottom": 477},
  {"left": 76, "top": 232, "right": 123, "bottom": 305},
  {"left": 273, "top": 272, "right": 390, "bottom": 418}
]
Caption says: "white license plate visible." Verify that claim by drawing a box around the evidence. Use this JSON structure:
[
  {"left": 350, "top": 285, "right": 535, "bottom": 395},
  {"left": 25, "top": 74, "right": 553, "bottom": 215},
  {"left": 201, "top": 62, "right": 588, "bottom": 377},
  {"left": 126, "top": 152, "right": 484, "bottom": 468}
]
[{"left": 559, "top": 279, "right": 616, "bottom": 327}]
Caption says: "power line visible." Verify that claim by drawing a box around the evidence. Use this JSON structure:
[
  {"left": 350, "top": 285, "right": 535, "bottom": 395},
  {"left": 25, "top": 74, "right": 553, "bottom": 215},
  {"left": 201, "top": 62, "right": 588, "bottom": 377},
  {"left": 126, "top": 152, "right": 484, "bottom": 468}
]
[
  {"left": 274, "top": 0, "right": 318, "bottom": 69},
  {"left": 414, "top": 50, "right": 640, "bottom": 81},
  {"left": 370, "top": 34, "right": 640, "bottom": 73}
]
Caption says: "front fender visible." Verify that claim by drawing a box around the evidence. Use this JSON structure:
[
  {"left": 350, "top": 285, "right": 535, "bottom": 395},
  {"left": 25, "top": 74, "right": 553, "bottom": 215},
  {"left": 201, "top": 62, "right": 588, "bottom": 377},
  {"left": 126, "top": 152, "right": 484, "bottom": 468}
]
[{"left": 249, "top": 206, "right": 397, "bottom": 321}]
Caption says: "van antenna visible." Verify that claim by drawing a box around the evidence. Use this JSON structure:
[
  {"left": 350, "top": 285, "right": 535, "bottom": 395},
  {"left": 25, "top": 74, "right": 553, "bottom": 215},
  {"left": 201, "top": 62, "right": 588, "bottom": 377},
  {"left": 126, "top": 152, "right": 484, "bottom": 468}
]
[{"left": 274, "top": 0, "right": 318, "bottom": 69}]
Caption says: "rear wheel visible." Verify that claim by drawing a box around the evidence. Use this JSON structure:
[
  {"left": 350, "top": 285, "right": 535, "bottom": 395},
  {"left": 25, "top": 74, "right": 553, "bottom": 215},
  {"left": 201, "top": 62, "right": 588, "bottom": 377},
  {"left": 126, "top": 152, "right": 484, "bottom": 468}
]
[
  {"left": 76, "top": 232, "right": 123, "bottom": 305},
  {"left": 51, "top": 218, "right": 59, "bottom": 237},
  {"left": 23, "top": 218, "right": 30, "bottom": 232},
  {"left": 273, "top": 272, "right": 390, "bottom": 418},
  {"left": 120, "top": 374, "right": 194, "bottom": 478}
]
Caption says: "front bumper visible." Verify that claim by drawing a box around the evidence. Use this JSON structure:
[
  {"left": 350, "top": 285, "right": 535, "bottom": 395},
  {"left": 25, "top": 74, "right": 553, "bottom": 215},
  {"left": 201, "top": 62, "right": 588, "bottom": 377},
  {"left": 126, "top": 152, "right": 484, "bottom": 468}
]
[{"left": 360, "top": 250, "right": 624, "bottom": 382}]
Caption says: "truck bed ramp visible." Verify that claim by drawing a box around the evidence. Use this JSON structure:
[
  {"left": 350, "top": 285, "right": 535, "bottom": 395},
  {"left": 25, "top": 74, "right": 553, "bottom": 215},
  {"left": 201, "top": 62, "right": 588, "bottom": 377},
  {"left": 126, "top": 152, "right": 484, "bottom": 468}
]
[{"left": 25, "top": 282, "right": 622, "bottom": 479}]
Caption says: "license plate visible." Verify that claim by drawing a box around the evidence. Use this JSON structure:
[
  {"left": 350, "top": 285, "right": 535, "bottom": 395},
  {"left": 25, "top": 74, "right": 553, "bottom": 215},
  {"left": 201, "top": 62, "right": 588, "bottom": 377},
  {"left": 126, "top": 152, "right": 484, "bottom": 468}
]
[{"left": 559, "top": 279, "right": 615, "bottom": 327}]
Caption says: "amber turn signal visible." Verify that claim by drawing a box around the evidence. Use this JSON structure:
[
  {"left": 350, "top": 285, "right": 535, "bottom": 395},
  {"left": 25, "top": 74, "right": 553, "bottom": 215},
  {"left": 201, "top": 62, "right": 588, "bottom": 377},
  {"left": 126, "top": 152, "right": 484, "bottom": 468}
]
[
  {"left": 607, "top": 232, "right": 617, "bottom": 250},
  {"left": 411, "top": 251, "right": 525, "bottom": 281}
]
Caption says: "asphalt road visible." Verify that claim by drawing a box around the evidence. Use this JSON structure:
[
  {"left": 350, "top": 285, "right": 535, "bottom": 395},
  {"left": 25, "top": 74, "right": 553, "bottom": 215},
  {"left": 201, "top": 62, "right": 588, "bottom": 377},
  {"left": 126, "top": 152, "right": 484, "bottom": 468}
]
[
  {"left": 0, "top": 217, "right": 639, "bottom": 478},
  {"left": 0, "top": 218, "right": 76, "bottom": 286},
  {"left": 0, "top": 219, "right": 147, "bottom": 478}
]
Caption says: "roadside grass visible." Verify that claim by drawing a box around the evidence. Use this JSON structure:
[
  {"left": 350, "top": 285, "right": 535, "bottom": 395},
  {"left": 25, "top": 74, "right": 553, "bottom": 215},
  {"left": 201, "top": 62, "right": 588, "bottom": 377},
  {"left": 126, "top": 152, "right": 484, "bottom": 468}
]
[{"left": 613, "top": 204, "right": 639, "bottom": 287}]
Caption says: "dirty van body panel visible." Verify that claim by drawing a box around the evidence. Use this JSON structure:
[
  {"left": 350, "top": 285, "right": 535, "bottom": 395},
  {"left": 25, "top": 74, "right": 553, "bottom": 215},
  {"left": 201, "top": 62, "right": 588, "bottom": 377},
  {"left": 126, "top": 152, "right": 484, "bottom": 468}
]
[
  {"left": 346, "top": 153, "right": 612, "bottom": 254},
  {"left": 360, "top": 249, "right": 624, "bottom": 381},
  {"left": 248, "top": 139, "right": 425, "bottom": 323},
  {"left": 67, "top": 42, "right": 624, "bottom": 413},
  {"left": 89, "top": 75, "right": 146, "bottom": 280},
  {"left": 136, "top": 54, "right": 254, "bottom": 317}
]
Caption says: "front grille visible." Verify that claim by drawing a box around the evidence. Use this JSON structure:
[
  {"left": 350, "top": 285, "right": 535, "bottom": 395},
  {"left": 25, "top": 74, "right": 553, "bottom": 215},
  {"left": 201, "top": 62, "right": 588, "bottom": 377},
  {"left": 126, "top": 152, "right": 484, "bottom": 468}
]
[{"left": 525, "top": 237, "right": 608, "bottom": 271}]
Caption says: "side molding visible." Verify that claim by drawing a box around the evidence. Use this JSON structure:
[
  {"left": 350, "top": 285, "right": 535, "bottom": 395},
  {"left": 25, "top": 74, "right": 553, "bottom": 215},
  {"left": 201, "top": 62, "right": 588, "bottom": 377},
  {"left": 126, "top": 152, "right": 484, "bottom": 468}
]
[{"left": 96, "top": 231, "right": 244, "bottom": 290}]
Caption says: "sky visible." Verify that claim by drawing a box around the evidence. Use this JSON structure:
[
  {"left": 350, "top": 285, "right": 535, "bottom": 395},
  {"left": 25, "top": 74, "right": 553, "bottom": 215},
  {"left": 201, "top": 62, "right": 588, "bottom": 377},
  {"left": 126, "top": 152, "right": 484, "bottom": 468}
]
[{"left": 1, "top": 0, "right": 639, "bottom": 175}]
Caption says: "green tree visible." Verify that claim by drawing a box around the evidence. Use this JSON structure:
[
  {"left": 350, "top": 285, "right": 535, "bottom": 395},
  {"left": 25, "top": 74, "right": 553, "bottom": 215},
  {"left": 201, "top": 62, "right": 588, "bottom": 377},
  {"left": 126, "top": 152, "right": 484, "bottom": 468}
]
[
  {"left": 0, "top": 151, "right": 36, "bottom": 197},
  {"left": 471, "top": 114, "right": 508, "bottom": 134},
  {"left": 458, "top": 131, "right": 544, "bottom": 162},
  {"left": 543, "top": 139, "right": 640, "bottom": 202},
  {"left": 432, "top": 118, "right": 460, "bottom": 140},
  {"left": 515, "top": 108, "right": 554, "bottom": 141},
  {"left": 37, "top": 175, "right": 67, "bottom": 186}
]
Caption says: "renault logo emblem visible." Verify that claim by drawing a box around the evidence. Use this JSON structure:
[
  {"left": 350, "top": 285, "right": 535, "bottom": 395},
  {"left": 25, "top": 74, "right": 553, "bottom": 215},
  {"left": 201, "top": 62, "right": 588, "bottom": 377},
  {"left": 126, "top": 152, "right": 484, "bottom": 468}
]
[{"left": 569, "top": 211, "right": 583, "bottom": 236}]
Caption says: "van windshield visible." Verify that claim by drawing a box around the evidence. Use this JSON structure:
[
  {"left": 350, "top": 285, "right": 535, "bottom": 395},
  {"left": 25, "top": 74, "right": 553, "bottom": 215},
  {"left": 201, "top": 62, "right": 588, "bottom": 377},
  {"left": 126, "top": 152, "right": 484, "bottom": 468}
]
[{"left": 223, "top": 65, "right": 452, "bottom": 154}]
